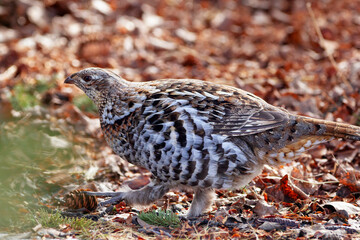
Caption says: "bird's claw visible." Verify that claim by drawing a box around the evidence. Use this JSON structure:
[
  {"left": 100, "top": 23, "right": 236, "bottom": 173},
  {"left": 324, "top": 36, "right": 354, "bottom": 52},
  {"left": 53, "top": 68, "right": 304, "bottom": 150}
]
[
  {"left": 98, "top": 194, "right": 124, "bottom": 206},
  {"left": 82, "top": 191, "right": 122, "bottom": 197}
]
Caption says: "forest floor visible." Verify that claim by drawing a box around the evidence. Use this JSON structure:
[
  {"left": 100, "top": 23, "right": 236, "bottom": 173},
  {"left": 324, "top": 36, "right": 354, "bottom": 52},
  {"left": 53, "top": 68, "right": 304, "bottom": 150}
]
[{"left": 1, "top": 0, "right": 360, "bottom": 239}]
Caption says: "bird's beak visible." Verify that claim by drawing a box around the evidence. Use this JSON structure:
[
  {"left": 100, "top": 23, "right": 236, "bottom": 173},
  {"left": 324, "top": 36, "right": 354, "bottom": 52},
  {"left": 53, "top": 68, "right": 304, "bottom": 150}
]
[{"left": 64, "top": 75, "right": 75, "bottom": 84}]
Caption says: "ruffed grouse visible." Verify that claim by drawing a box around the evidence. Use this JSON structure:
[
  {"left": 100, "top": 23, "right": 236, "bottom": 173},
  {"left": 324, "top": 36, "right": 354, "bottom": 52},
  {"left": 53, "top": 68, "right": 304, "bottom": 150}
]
[{"left": 65, "top": 68, "right": 360, "bottom": 217}]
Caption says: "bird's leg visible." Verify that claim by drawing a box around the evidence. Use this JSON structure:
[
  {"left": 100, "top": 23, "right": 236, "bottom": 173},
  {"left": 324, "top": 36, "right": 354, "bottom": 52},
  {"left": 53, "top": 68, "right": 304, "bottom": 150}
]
[
  {"left": 83, "top": 191, "right": 124, "bottom": 207},
  {"left": 187, "top": 188, "right": 215, "bottom": 218},
  {"left": 83, "top": 180, "right": 170, "bottom": 207}
]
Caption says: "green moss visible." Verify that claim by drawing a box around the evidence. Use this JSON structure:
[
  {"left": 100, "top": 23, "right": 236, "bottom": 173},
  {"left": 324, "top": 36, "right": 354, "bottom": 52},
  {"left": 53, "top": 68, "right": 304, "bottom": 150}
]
[
  {"left": 73, "top": 95, "right": 97, "bottom": 113},
  {"left": 34, "top": 78, "right": 55, "bottom": 94},
  {"left": 138, "top": 210, "right": 181, "bottom": 228},
  {"left": 10, "top": 77, "right": 56, "bottom": 111},
  {"left": 10, "top": 84, "right": 39, "bottom": 110},
  {"left": 31, "top": 209, "right": 95, "bottom": 230}
]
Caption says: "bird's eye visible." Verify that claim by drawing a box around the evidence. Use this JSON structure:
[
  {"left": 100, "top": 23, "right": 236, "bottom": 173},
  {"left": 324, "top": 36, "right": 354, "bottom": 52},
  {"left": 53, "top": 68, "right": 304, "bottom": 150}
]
[{"left": 83, "top": 76, "right": 92, "bottom": 82}]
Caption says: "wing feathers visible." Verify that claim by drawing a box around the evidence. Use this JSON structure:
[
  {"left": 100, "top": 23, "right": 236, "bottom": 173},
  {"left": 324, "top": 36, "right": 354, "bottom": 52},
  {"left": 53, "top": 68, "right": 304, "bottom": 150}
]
[{"left": 211, "top": 109, "right": 288, "bottom": 136}]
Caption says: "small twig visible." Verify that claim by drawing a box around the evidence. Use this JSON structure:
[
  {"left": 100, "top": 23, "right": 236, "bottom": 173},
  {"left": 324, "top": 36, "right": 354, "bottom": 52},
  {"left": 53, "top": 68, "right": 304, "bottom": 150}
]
[
  {"left": 325, "top": 225, "right": 359, "bottom": 234},
  {"left": 287, "top": 176, "right": 310, "bottom": 199},
  {"left": 266, "top": 175, "right": 339, "bottom": 185},
  {"left": 290, "top": 176, "right": 339, "bottom": 185},
  {"left": 16, "top": 112, "right": 32, "bottom": 125},
  {"left": 257, "top": 217, "right": 300, "bottom": 228},
  {"left": 331, "top": 153, "right": 349, "bottom": 177},
  {"left": 306, "top": 2, "right": 353, "bottom": 91}
]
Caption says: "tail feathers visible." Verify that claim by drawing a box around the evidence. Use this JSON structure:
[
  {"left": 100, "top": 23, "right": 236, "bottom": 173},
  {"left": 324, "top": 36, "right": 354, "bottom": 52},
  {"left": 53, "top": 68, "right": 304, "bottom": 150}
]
[{"left": 300, "top": 116, "right": 360, "bottom": 141}]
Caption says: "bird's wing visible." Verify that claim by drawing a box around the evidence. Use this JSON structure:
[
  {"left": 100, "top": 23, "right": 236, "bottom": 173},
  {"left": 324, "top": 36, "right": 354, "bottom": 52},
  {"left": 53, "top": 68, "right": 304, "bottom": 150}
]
[
  {"left": 209, "top": 104, "right": 289, "bottom": 136},
  {"left": 140, "top": 79, "right": 289, "bottom": 136}
]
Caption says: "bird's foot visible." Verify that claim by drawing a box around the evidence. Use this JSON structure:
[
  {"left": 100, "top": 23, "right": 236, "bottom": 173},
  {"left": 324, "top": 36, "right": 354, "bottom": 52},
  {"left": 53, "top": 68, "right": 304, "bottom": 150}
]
[{"left": 82, "top": 191, "right": 124, "bottom": 207}]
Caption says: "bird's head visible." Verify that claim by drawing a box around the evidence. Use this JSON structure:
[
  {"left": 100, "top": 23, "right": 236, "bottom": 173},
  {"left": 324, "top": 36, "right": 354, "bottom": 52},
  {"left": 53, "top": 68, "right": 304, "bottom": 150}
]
[{"left": 64, "top": 67, "right": 128, "bottom": 105}]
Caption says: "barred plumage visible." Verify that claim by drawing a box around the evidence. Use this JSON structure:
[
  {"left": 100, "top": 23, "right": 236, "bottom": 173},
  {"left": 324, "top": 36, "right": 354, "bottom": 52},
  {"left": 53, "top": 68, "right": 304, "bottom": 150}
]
[{"left": 65, "top": 67, "right": 360, "bottom": 217}]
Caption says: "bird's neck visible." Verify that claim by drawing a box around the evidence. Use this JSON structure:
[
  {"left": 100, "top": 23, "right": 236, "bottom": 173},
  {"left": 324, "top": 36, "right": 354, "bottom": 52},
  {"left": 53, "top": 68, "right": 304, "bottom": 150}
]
[
  {"left": 97, "top": 87, "right": 145, "bottom": 126},
  {"left": 89, "top": 91, "right": 107, "bottom": 108},
  {"left": 91, "top": 81, "right": 129, "bottom": 109}
]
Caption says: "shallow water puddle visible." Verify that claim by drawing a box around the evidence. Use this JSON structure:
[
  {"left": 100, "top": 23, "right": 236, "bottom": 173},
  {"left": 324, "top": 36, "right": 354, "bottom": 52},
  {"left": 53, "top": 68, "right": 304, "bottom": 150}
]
[{"left": 0, "top": 119, "right": 86, "bottom": 231}]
